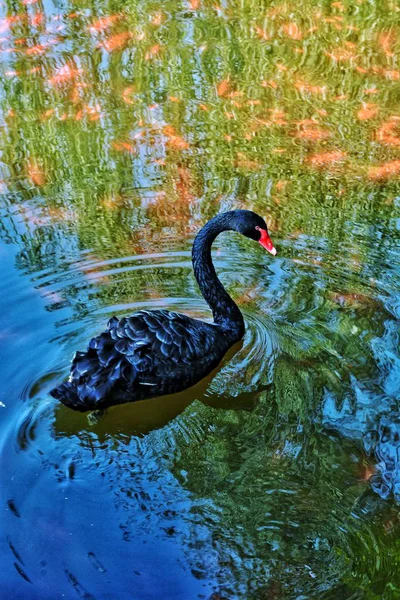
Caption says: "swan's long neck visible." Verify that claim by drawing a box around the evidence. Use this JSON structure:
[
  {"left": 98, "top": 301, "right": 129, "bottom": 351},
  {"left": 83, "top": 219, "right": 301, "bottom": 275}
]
[{"left": 192, "top": 214, "right": 245, "bottom": 337}]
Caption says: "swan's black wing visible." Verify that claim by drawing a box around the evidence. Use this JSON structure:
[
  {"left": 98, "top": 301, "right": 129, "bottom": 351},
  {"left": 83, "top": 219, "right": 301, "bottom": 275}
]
[
  {"left": 109, "top": 310, "right": 217, "bottom": 371},
  {"left": 50, "top": 310, "right": 224, "bottom": 411}
]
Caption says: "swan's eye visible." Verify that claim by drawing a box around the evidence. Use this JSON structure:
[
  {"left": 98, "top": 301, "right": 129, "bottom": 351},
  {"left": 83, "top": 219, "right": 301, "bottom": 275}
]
[{"left": 255, "top": 226, "right": 277, "bottom": 256}]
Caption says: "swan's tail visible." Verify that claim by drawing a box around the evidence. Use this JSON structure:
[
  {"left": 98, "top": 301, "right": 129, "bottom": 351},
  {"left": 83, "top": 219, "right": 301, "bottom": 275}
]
[
  {"left": 50, "top": 349, "right": 130, "bottom": 411},
  {"left": 50, "top": 320, "right": 136, "bottom": 411},
  {"left": 49, "top": 356, "right": 128, "bottom": 411},
  {"left": 49, "top": 381, "right": 88, "bottom": 411}
]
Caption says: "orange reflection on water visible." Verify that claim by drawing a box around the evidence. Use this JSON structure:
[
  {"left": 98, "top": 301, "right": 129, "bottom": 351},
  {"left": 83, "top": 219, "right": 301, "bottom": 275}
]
[
  {"left": 378, "top": 30, "right": 396, "bottom": 58},
  {"left": 217, "top": 79, "right": 230, "bottom": 97},
  {"left": 25, "top": 43, "right": 50, "bottom": 56},
  {"left": 254, "top": 25, "right": 269, "bottom": 41},
  {"left": 88, "top": 15, "right": 119, "bottom": 34},
  {"left": 364, "top": 87, "right": 379, "bottom": 95},
  {"left": 122, "top": 86, "right": 136, "bottom": 105},
  {"left": 368, "top": 159, "right": 400, "bottom": 180},
  {"left": 357, "top": 103, "right": 379, "bottom": 121},
  {"left": 282, "top": 22, "right": 302, "bottom": 40},
  {"left": 294, "top": 79, "right": 327, "bottom": 96},
  {"left": 112, "top": 140, "right": 137, "bottom": 154},
  {"left": 234, "top": 152, "right": 260, "bottom": 170},
  {"left": 376, "top": 118, "right": 400, "bottom": 147},
  {"left": 29, "top": 12, "right": 44, "bottom": 27},
  {"left": 307, "top": 151, "right": 346, "bottom": 167},
  {"left": 163, "top": 126, "right": 190, "bottom": 150},
  {"left": 27, "top": 160, "right": 45, "bottom": 186},
  {"left": 98, "top": 31, "right": 131, "bottom": 52},
  {"left": 295, "top": 125, "right": 330, "bottom": 141},
  {"left": 145, "top": 44, "right": 162, "bottom": 60},
  {"left": 49, "top": 63, "right": 81, "bottom": 86},
  {"left": 325, "top": 47, "right": 358, "bottom": 62}
]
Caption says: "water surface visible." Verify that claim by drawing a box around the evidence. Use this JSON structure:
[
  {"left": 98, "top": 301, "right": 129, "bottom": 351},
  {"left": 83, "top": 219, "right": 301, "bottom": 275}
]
[{"left": 1, "top": 0, "right": 400, "bottom": 598}]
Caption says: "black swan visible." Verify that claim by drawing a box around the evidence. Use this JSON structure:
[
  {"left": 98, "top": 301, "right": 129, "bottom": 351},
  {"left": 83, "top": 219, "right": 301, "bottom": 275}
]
[{"left": 50, "top": 210, "right": 276, "bottom": 411}]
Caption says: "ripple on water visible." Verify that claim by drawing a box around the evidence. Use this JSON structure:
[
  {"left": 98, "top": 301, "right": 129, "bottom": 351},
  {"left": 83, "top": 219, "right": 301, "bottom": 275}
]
[{"left": 2, "top": 241, "right": 399, "bottom": 599}]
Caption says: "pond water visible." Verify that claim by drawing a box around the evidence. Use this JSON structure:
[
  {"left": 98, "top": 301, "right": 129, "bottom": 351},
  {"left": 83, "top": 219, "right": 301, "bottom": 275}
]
[{"left": 1, "top": 0, "right": 400, "bottom": 598}]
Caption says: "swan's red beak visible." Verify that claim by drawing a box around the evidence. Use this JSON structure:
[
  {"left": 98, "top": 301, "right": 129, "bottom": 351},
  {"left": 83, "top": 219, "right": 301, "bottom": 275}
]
[{"left": 258, "top": 229, "right": 277, "bottom": 256}]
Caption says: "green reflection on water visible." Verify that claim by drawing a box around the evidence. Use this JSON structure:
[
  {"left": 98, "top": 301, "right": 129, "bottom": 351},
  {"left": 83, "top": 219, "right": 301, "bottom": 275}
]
[{"left": 0, "top": 0, "right": 400, "bottom": 598}]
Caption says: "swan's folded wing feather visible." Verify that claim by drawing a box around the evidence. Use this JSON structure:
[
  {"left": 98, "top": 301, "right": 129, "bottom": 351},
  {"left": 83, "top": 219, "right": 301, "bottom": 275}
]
[
  {"left": 110, "top": 310, "right": 216, "bottom": 370},
  {"left": 68, "top": 309, "right": 216, "bottom": 395},
  {"left": 51, "top": 310, "right": 220, "bottom": 410}
]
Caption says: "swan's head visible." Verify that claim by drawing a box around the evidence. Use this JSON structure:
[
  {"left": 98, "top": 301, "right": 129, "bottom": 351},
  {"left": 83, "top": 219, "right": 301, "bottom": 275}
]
[{"left": 233, "top": 210, "right": 277, "bottom": 256}]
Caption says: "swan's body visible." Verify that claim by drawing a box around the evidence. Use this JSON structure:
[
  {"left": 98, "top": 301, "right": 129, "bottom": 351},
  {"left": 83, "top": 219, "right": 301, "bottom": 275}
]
[{"left": 50, "top": 210, "right": 276, "bottom": 411}]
